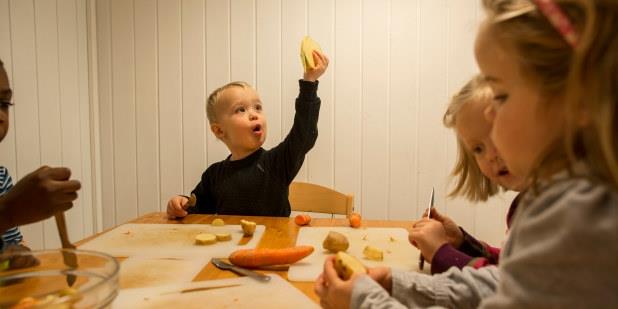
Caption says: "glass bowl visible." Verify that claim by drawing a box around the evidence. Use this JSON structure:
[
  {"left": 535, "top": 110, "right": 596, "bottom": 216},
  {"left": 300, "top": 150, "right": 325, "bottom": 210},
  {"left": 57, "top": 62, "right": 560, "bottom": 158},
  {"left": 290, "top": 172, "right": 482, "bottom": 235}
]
[{"left": 0, "top": 248, "right": 119, "bottom": 308}]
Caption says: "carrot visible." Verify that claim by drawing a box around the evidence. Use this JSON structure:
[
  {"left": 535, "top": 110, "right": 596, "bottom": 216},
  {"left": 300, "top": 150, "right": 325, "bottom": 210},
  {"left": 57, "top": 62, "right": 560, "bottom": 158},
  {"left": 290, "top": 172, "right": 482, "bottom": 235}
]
[
  {"left": 349, "top": 213, "right": 362, "bottom": 228},
  {"left": 294, "top": 214, "right": 312, "bottom": 226},
  {"left": 228, "top": 246, "right": 314, "bottom": 268}
]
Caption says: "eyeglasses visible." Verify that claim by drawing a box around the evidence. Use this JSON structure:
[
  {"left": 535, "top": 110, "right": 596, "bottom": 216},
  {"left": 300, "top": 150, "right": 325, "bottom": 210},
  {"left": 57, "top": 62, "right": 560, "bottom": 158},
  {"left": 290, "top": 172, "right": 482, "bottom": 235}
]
[{"left": 0, "top": 101, "right": 13, "bottom": 109}]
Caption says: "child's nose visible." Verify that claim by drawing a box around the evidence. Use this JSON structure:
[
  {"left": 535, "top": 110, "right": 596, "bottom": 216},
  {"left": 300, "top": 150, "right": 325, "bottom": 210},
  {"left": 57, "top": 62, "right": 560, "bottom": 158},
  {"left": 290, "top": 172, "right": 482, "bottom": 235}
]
[{"left": 484, "top": 103, "right": 496, "bottom": 124}]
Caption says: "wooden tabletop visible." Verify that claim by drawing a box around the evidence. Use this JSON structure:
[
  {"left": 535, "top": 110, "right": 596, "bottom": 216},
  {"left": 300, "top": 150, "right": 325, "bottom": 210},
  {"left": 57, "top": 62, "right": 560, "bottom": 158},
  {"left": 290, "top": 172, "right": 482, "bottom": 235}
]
[{"left": 78, "top": 212, "right": 415, "bottom": 303}]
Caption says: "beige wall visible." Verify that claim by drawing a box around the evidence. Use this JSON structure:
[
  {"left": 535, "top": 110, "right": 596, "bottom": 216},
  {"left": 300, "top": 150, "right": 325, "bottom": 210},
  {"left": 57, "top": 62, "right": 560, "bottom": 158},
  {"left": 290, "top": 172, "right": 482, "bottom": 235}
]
[{"left": 1, "top": 0, "right": 516, "bottom": 249}]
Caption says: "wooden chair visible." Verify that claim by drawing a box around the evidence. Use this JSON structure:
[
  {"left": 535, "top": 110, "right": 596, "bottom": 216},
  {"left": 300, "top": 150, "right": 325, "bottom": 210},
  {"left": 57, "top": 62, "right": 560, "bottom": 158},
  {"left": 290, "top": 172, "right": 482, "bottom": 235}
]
[{"left": 289, "top": 182, "right": 354, "bottom": 216}]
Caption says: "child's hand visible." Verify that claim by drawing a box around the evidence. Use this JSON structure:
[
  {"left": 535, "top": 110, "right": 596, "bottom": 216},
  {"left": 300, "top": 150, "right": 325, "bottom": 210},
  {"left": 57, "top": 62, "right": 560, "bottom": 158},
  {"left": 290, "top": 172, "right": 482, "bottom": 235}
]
[
  {"left": 314, "top": 255, "right": 357, "bottom": 309},
  {"left": 166, "top": 195, "right": 190, "bottom": 219},
  {"left": 367, "top": 266, "right": 393, "bottom": 293},
  {"left": 0, "top": 166, "right": 81, "bottom": 232},
  {"left": 303, "top": 50, "right": 329, "bottom": 82},
  {"left": 422, "top": 208, "right": 464, "bottom": 248},
  {"left": 409, "top": 219, "right": 449, "bottom": 263}
]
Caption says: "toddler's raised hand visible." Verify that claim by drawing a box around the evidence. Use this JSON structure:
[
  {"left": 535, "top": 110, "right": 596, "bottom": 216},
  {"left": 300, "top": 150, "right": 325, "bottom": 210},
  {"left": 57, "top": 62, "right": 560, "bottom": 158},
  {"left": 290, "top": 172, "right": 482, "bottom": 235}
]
[
  {"left": 409, "top": 219, "right": 449, "bottom": 263},
  {"left": 303, "top": 50, "right": 329, "bottom": 82},
  {"left": 166, "top": 195, "right": 189, "bottom": 219}
]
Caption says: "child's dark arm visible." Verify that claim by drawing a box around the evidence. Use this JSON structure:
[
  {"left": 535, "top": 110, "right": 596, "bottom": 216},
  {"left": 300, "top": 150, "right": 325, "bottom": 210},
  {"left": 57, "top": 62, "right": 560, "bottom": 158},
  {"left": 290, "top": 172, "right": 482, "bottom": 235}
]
[{"left": 188, "top": 171, "right": 216, "bottom": 214}]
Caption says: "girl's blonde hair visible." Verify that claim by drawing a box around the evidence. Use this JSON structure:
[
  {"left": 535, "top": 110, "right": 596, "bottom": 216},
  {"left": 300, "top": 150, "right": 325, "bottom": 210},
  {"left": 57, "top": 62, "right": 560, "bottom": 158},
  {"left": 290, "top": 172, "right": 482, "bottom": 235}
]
[
  {"left": 206, "top": 81, "right": 252, "bottom": 124},
  {"left": 444, "top": 75, "right": 498, "bottom": 202},
  {"left": 482, "top": 0, "right": 618, "bottom": 189}
]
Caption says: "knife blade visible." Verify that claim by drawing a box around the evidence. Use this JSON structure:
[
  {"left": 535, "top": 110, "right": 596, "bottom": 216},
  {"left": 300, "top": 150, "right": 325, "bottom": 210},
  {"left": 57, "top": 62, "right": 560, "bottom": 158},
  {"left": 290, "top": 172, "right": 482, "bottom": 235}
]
[
  {"left": 419, "top": 187, "right": 435, "bottom": 271},
  {"left": 54, "top": 212, "right": 77, "bottom": 286}
]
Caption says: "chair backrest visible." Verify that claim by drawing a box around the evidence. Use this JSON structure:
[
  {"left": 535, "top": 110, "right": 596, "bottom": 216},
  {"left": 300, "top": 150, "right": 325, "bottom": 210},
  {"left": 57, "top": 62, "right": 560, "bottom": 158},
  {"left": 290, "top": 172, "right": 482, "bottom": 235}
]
[{"left": 289, "top": 182, "right": 354, "bottom": 216}]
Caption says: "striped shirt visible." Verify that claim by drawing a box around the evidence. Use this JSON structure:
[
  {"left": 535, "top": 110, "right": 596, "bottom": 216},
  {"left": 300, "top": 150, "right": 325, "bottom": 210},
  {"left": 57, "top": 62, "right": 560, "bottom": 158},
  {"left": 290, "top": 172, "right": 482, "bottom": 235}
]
[{"left": 0, "top": 166, "right": 23, "bottom": 249}]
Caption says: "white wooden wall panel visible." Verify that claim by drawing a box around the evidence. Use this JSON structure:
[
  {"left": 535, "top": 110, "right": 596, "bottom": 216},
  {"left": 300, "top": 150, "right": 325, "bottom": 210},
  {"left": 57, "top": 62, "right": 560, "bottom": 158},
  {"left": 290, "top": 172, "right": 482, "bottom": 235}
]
[
  {"left": 87, "top": 0, "right": 515, "bottom": 246},
  {"left": 389, "top": 0, "right": 419, "bottom": 220},
  {"left": 256, "top": 0, "right": 281, "bottom": 149},
  {"left": 205, "top": 0, "right": 230, "bottom": 166},
  {"left": 1, "top": 0, "right": 93, "bottom": 249},
  {"left": 135, "top": 0, "right": 161, "bottom": 215}
]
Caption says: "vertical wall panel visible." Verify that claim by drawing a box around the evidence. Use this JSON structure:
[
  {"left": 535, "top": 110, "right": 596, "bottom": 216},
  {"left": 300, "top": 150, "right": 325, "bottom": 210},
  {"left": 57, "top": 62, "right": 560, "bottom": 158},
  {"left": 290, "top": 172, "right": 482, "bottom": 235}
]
[
  {"left": 205, "top": 0, "right": 230, "bottom": 165},
  {"left": 34, "top": 0, "right": 63, "bottom": 248},
  {"left": 389, "top": 0, "right": 419, "bottom": 220},
  {"left": 134, "top": 0, "right": 160, "bottom": 214},
  {"left": 96, "top": 0, "right": 115, "bottom": 229},
  {"left": 158, "top": 0, "right": 183, "bottom": 208},
  {"left": 230, "top": 0, "right": 255, "bottom": 84},
  {"left": 306, "top": 0, "right": 334, "bottom": 187},
  {"left": 256, "top": 0, "right": 281, "bottom": 149},
  {"left": 281, "top": 0, "right": 306, "bottom": 180},
  {"left": 333, "top": 0, "right": 362, "bottom": 212},
  {"left": 361, "top": 0, "right": 389, "bottom": 220},
  {"left": 416, "top": 0, "right": 449, "bottom": 218},
  {"left": 181, "top": 0, "right": 206, "bottom": 194},
  {"left": 110, "top": 0, "right": 137, "bottom": 224}
]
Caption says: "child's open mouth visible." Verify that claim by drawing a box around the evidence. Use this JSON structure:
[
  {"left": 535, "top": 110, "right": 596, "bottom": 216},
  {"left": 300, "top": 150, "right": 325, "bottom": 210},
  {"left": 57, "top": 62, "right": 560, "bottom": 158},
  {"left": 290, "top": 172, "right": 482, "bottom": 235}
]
[
  {"left": 252, "top": 124, "right": 263, "bottom": 135},
  {"left": 498, "top": 167, "right": 510, "bottom": 177}
]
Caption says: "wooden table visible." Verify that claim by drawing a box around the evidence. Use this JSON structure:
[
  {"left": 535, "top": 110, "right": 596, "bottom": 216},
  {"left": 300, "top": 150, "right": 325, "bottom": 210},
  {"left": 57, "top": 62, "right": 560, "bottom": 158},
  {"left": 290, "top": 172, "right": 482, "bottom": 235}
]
[{"left": 78, "top": 212, "right": 415, "bottom": 303}]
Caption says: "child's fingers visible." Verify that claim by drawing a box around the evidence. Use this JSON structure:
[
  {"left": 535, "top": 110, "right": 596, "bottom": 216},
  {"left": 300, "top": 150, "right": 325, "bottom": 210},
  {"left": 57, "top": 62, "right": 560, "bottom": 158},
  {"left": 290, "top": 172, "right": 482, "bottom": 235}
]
[{"left": 323, "top": 256, "right": 343, "bottom": 284}]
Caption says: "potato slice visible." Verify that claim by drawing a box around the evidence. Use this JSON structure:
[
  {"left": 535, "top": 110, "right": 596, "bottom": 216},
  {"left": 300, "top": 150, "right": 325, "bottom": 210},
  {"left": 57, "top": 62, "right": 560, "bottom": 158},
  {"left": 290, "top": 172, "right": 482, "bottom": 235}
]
[
  {"left": 211, "top": 218, "right": 225, "bottom": 226},
  {"left": 322, "top": 231, "right": 349, "bottom": 253},
  {"left": 215, "top": 233, "right": 232, "bottom": 241},
  {"left": 363, "top": 245, "right": 384, "bottom": 261},
  {"left": 300, "top": 36, "right": 322, "bottom": 72},
  {"left": 240, "top": 219, "right": 256, "bottom": 236},
  {"left": 195, "top": 233, "right": 216, "bottom": 245},
  {"left": 334, "top": 251, "right": 367, "bottom": 280}
]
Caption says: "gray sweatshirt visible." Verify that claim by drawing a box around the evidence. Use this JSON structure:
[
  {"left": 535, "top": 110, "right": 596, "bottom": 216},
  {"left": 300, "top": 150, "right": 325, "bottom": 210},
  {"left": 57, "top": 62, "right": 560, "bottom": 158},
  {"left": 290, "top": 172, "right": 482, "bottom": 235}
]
[{"left": 351, "top": 168, "right": 618, "bottom": 308}]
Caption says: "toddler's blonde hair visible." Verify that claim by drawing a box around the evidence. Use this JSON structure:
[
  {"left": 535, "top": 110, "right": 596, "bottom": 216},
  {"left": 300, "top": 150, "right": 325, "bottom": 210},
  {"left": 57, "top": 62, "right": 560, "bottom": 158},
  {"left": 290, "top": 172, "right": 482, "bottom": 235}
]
[
  {"left": 482, "top": 0, "right": 618, "bottom": 189},
  {"left": 444, "top": 75, "right": 498, "bottom": 202},
  {"left": 206, "top": 81, "right": 252, "bottom": 124}
]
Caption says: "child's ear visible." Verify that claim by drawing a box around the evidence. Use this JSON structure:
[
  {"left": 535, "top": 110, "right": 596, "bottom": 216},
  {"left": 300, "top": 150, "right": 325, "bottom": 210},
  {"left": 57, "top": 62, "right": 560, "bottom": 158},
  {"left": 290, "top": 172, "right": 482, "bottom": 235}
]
[{"left": 210, "top": 123, "right": 225, "bottom": 140}]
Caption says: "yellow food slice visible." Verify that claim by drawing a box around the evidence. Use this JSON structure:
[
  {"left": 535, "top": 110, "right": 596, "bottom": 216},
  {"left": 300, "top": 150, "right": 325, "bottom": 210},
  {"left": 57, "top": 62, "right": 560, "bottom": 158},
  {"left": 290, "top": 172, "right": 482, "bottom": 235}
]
[
  {"left": 363, "top": 245, "right": 384, "bottom": 261},
  {"left": 300, "top": 36, "right": 322, "bottom": 71},
  {"left": 211, "top": 218, "right": 225, "bottom": 226},
  {"left": 195, "top": 233, "right": 217, "bottom": 245},
  {"left": 240, "top": 219, "right": 257, "bottom": 236},
  {"left": 215, "top": 233, "right": 232, "bottom": 241}
]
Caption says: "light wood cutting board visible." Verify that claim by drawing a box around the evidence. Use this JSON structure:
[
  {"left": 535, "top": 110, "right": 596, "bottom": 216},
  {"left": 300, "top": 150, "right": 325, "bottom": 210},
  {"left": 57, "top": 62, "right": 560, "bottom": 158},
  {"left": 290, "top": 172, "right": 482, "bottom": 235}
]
[
  {"left": 113, "top": 274, "right": 319, "bottom": 308},
  {"left": 119, "top": 257, "right": 208, "bottom": 289},
  {"left": 79, "top": 223, "right": 265, "bottom": 259},
  {"left": 288, "top": 227, "right": 428, "bottom": 282}
]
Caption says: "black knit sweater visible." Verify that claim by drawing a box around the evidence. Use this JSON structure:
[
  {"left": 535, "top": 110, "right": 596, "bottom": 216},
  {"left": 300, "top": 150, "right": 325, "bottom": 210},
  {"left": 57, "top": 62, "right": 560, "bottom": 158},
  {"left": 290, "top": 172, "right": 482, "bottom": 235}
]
[{"left": 188, "top": 80, "right": 320, "bottom": 217}]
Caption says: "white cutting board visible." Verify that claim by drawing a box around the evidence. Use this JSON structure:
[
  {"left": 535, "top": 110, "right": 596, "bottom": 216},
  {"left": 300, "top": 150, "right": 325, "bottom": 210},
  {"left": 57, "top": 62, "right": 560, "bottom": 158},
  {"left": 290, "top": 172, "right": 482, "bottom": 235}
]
[
  {"left": 80, "top": 223, "right": 265, "bottom": 259},
  {"left": 113, "top": 274, "right": 319, "bottom": 309},
  {"left": 288, "top": 227, "right": 426, "bottom": 282},
  {"left": 119, "top": 257, "right": 208, "bottom": 289}
]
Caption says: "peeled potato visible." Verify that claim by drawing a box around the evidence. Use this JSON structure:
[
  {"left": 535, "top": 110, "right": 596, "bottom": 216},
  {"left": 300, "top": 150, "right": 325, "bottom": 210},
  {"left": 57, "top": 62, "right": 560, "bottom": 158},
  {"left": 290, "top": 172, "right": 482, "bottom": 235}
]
[
  {"left": 240, "top": 219, "right": 256, "bottom": 236},
  {"left": 211, "top": 218, "right": 225, "bottom": 226},
  {"left": 300, "top": 36, "right": 322, "bottom": 72},
  {"left": 195, "top": 233, "right": 217, "bottom": 245},
  {"left": 363, "top": 245, "right": 384, "bottom": 261},
  {"left": 215, "top": 233, "right": 232, "bottom": 241},
  {"left": 334, "top": 251, "right": 367, "bottom": 280},
  {"left": 322, "top": 231, "right": 349, "bottom": 253}
]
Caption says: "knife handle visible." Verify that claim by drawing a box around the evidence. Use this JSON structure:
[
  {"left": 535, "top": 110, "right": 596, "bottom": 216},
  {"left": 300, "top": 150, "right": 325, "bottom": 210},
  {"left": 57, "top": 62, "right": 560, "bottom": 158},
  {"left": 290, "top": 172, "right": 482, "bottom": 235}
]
[
  {"left": 54, "top": 212, "right": 75, "bottom": 249},
  {"left": 229, "top": 265, "right": 271, "bottom": 282}
]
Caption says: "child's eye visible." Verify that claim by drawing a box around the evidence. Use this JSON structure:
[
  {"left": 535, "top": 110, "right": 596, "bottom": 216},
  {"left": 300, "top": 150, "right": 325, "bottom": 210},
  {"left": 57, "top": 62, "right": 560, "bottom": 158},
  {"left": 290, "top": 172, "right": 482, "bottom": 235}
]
[
  {"left": 0, "top": 101, "right": 13, "bottom": 109},
  {"left": 255, "top": 104, "right": 262, "bottom": 111},
  {"left": 472, "top": 145, "right": 484, "bottom": 155},
  {"left": 236, "top": 107, "right": 246, "bottom": 113},
  {"left": 493, "top": 94, "right": 508, "bottom": 103}
]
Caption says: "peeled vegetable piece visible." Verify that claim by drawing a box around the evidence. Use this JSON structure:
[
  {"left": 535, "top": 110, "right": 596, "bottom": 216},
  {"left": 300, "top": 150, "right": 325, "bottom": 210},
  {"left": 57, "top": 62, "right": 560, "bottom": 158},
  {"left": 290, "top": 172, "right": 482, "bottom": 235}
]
[
  {"left": 322, "top": 231, "right": 349, "bottom": 253},
  {"left": 229, "top": 246, "right": 314, "bottom": 268},
  {"left": 211, "top": 218, "right": 225, "bottom": 226},
  {"left": 363, "top": 245, "right": 384, "bottom": 261},
  {"left": 300, "top": 36, "right": 323, "bottom": 72},
  {"left": 195, "top": 233, "right": 216, "bottom": 245},
  {"left": 215, "top": 233, "right": 232, "bottom": 241},
  {"left": 240, "top": 219, "right": 257, "bottom": 236},
  {"left": 334, "top": 251, "right": 367, "bottom": 280}
]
